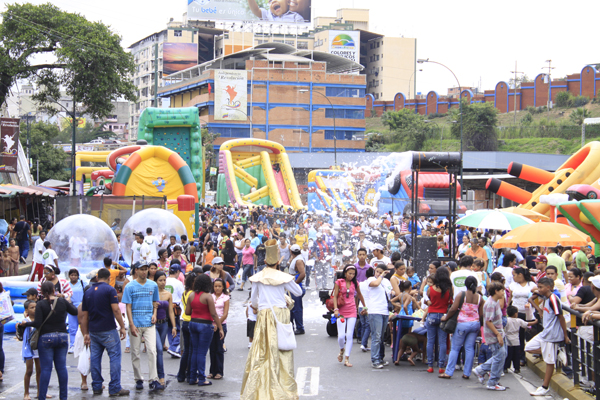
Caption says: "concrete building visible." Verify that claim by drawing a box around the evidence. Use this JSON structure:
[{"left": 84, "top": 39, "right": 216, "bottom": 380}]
[
  {"left": 128, "top": 19, "right": 199, "bottom": 136},
  {"left": 158, "top": 43, "right": 366, "bottom": 153}
]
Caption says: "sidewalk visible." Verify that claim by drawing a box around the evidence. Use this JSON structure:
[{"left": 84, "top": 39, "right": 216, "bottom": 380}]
[{"left": 526, "top": 353, "right": 593, "bottom": 400}]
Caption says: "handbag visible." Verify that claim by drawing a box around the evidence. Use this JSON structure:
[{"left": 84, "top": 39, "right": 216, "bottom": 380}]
[
  {"left": 325, "top": 279, "right": 346, "bottom": 312},
  {"left": 30, "top": 298, "right": 58, "bottom": 350},
  {"left": 267, "top": 300, "right": 297, "bottom": 351},
  {"left": 440, "top": 292, "right": 465, "bottom": 334}
]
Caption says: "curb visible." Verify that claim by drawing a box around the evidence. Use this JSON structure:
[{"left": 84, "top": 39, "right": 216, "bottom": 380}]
[{"left": 526, "top": 353, "right": 593, "bottom": 400}]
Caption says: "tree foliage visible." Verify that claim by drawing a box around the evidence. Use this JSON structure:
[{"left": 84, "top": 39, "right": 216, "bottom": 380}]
[
  {"left": 51, "top": 121, "right": 115, "bottom": 144},
  {"left": 381, "top": 109, "right": 434, "bottom": 151},
  {"left": 450, "top": 101, "right": 498, "bottom": 151},
  {"left": 0, "top": 3, "right": 137, "bottom": 118},
  {"left": 570, "top": 107, "right": 592, "bottom": 126},
  {"left": 19, "top": 121, "right": 69, "bottom": 183}
]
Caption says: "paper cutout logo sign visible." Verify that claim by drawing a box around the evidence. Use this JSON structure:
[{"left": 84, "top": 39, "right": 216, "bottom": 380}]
[
  {"left": 214, "top": 70, "right": 247, "bottom": 121},
  {"left": 328, "top": 30, "right": 360, "bottom": 62},
  {"left": 0, "top": 118, "right": 19, "bottom": 173}
]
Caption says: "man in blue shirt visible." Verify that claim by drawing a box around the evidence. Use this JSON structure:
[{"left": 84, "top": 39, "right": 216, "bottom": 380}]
[
  {"left": 80, "top": 268, "right": 129, "bottom": 396},
  {"left": 122, "top": 263, "right": 162, "bottom": 391}
]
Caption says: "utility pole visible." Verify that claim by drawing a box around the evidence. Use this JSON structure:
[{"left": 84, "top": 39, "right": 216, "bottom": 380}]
[
  {"left": 543, "top": 60, "right": 555, "bottom": 118},
  {"left": 511, "top": 61, "right": 524, "bottom": 124}
]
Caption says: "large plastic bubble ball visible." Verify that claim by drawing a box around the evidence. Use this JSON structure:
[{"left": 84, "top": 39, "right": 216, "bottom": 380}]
[
  {"left": 120, "top": 208, "right": 187, "bottom": 266},
  {"left": 46, "top": 214, "right": 118, "bottom": 278}
]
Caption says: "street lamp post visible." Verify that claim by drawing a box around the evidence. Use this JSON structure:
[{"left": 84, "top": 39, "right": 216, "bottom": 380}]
[
  {"left": 50, "top": 97, "right": 78, "bottom": 195},
  {"left": 408, "top": 69, "right": 422, "bottom": 100},
  {"left": 299, "top": 89, "right": 336, "bottom": 166},
  {"left": 417, "top": 58, "right": 463, "bottom": 195}
]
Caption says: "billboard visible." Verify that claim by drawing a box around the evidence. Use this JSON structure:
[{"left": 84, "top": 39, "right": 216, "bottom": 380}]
[
  {"left": 187, "top": 0, "right": 311, "bottom": 23},
  {"left": 0, "top": 118, "right": 20, "bottom": 173},
  {"left": 214, "top": 70, "right": 247, "bottom": 121},
  {"left": 329, "top": 30, "right": 360, "bottom": 63},
  {"left": 163, "top": 42, "right": 198, "bottom": 76}
]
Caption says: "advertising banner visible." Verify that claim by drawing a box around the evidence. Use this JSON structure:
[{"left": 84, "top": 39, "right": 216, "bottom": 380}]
[
  {"left": 163, "top": 42, "right": 199, "bottom": 76},
  {"left": 328, "top": 30, "right": 360, "bottom": 63},
  {"left": 214, "top": 70, "right": 247, "bottom": 121},
  {"left": 187, "top": 0, "right": 311, "bottom": 23},
  {"left": 0, "top": 118, "right": 19, "bottom": 173}
]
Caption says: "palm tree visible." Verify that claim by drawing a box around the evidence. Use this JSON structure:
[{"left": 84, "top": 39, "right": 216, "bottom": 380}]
[{"left": 570, "top": 107, "right": 592, "bottom": 125}]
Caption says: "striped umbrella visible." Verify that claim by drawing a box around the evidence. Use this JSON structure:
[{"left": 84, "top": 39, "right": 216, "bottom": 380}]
[{"left": 455, "top": 210, "right": 534, "bottom": 231}]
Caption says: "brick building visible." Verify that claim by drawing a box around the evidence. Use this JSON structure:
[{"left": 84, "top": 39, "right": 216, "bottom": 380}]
[{"left": 368, "top": 65, "right": 600, "bottom": 116}]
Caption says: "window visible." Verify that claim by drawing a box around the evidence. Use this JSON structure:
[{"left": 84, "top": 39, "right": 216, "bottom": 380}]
[
  {"left": 376, "top": 55, "right": 379, "bottom": 61},
  {"left": 377, "top": 42, "right": 380, "bottom": 48},
  {"left": 325, "top": 108, "right": 365, "bottom": 119},
  {"left": 370, "top": 43, "right": 373, "bottom": 49},
  {"left": 326, "top": 87, "right": 366, "bottom": 98},
  {"left": 324, "top": 130, "right": 358, "bottom": 140},
  {"left": 174, "top": 30, "right": 182, "bottom": 37},
  {"left": 297, "top": 41, "right": 308, "bottom": 49},
  {"left": 209, "top": 127, "right": 251, "bottom": 138}
]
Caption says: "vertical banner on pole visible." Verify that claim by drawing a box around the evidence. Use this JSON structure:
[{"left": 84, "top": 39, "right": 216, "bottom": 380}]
[{"left": 0, "top": 118, "right": 20, "bottom": 173}]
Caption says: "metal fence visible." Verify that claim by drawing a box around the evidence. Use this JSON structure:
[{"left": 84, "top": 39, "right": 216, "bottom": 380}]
[{"left": 54, "top": 195, "right": 166, "bottom": 232}]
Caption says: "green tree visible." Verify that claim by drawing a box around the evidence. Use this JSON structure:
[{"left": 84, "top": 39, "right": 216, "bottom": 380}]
[
  {"left": 450, "top": 101, "right": 498, "bottom": 151},
  {"left": 570, "top": 107, "right": 592, "bottom": 126},
  {"left": 365, "top": 133, "right": 386, "bottom": 152},
  {"left": 0, "top": 3, "right": 137, "bottom": 118},
  {"left": 20, "top": 121, "right": 69, "bottom": 183},
  {"left": 509, "top": 74, "right": 531, "bottom": 89},
  {"left": 382, "top": 109, "right": 433, "bottom": 151},
  {"left": 51, "top": 121, "right": 115, "bottom": 144}
]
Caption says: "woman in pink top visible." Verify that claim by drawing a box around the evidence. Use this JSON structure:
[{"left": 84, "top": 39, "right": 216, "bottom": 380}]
[
  {"left": 565, "top": 268, "right": 583, "bottom": 305},
  {"left": 440, "top": 276, "right": 483, "bottom": 379},
  {"left": 208, "top": 278, "right": 230, "bottom": 379},
  {"left": 332, "top": 264, "right": 366, "bottom": 367}
]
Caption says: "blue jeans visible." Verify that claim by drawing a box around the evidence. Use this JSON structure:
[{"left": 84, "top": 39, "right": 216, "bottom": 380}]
[
  {"left": 476, "top": 342, "right": 506, "bottom": 386},
  {"left": 18, "top": 239, "right": 29, "bottom": 259},
  {"left": 189, "top": 322, "right": 213, "bottom": 383},
  {"left": 305, "top": 264, "right": 312, "bottom": 288},
  {"left": 168, "top": 318, "right": 180, "bottom": 353},
  {"left": 90, "top": 329, "right": 122, "bottom": 394},
  {"left": 0, "top": 324, "right": 4, "bottom": 373},
  {"left": 369, "top": 313, "right": 389, "bottom": 365},
  {"left": 178, "top": 321, "right": 192, "bottom": 381},
  {"left": 290, "top": 286, "right": 305, "bottom": 332},
  {"left": 478, "top": 344, "right": 493, "bottom": 364},
  {"left": 38, "top": 332, "right": 69, "bottom": 400},
  {"left": 445, "top": 321, "right": 480, "bottom": 377},
  {"left": 67, "top": 313, "right": 78, "bottom": 348},
  {"left": 426, "top": 312, "right": 448, "bottom": 368},
  {"left": 257, "top": 264, "right": 266, "bottom": 272},
  {"left": 242, "top": 264, "right": 253, "bottom": 282},
  {"left": 359, "top": 308, "right": 371, "bottom": 347},
  {"left": 155, "top": 321, "right": 169, "bottom": 379}
]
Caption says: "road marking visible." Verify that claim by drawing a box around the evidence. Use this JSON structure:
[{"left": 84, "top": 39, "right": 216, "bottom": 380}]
[
  {"left": 0, "top": 382, "right": 25, "bottom": 399},
  {"left": 297, "top": 366, "right": 320, "bottom": 396},
  {"left": 510, "top": 370, "right": 553, "bottom": 399}
]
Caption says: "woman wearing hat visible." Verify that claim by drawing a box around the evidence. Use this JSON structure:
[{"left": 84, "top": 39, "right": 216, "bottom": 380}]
[
  {"left": 37, "top": 265, "right": 72, "bottom": 300},
  {"left": 241, "top": 239, "right": 302, "bottom": 400}
]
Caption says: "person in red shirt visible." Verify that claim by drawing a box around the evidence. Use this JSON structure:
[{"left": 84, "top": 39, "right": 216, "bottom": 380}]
[{"left": 532, "top": 255, "right": 547, "bottom": 283}]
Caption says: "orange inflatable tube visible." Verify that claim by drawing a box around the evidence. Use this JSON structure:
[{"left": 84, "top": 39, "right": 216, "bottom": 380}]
[
  {"left": 507, "top": 162, "right": 555, "bottom": 185},
  {"left": 486, "top": 178, "right": 532, "bottom": 204}
]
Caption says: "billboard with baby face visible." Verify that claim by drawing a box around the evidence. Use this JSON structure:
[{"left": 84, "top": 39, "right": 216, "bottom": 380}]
[{"left": 187, "top": 0, "right": 311, "bottom": 23}]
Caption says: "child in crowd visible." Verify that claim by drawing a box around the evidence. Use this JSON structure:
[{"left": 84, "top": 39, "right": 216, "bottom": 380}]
[
  {"left": 394, "top": 332, "right": 426, "bottom": 366},
  {"left": 22, "top": 300, "right": 41, "bottom": 400},
  {"left": 116, "top": 285, "right": 130, "bottom": 353},
  {"left": 525, "top": 277, "right": 570, "bottom": 396},
  {"left": 407, "top": 267, "right": 421, "bottom": 291},
  {"left": 473, "top": 282, "right": 507, "bottom": 391},
  {"left": 504, "top": 305, "right": 537, "bottom": 374},
  {"left": 245, "top": 291, "right": 257, "bottom": 348},
  {"left": 391, "top": 281, "right": 419, "bottom": 317}
]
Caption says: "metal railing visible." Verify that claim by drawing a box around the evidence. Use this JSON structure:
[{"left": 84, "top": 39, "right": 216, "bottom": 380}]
[{"left": 562, "top": 305, "right": 600, "bottom": 397}]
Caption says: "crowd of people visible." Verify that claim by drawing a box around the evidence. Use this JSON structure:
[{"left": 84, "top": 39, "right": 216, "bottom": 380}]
[{"left": 5, "top": 203, "right": 597, "bottom": 399}]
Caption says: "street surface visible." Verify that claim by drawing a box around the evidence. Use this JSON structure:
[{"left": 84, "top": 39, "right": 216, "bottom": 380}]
[{"left": 0, "top": 283, "right": 562, "bottom": 399}]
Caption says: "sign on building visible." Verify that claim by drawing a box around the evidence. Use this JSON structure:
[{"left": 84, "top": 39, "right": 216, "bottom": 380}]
[
  {"left": 214, "top": 70, "right": 248, "bottom": 121},
  {"left": 328, "top": 30, "right": 360, "bottom": 62},
  {"left": 0, "top": 118, "right": 20, "bottom": 173},
  {"left": 187, "top": 0, "right": 311, "bottom": 23}
]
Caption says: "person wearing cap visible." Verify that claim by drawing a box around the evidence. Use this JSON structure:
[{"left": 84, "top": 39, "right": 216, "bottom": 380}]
[
  {"left": 288, "top": 244, "right": 306, "bottom": 335},
  {"left": 206, "top": 257, "right": 235, "bottom": 291},
  {"left": 37, "top": 259, "right": 72, "bottom": 300},
  {"left": 580, "top": 275, "right": 600, "bottom": 324},
  {"left": 22, "top": 287, "right": 39, "bottom": 302},
  {"left": 29, "top": 230, "right": 47, "bottom": 282},
  {"left": 80, "top": 268, "right": 129, "bottom": 397},
  {"left": 532, "top": 255, "right": 548, "bottom": 283},
  {"left": 369, "top": 243, "right": 390, "bottom": 268},
  {"left": 241, "top": 239, "right": 302, "bottom": 399}
]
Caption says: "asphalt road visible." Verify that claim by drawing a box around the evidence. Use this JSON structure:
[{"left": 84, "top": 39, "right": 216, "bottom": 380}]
[{"left": 0, "top": 284, "right": 562, "bottom": 399}]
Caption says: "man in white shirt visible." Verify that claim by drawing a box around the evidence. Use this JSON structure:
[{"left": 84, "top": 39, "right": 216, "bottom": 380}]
[
  {"left": 69, "top": 235, "right": 86, "bottom": 267},
  {"left": 130, "top": 233, "right": 144, "bottom": 266},
  {"left": 29, "top": 230, "right": 47, "bottom": 281},
  {"left": 367, "top": 264, "right": 393, "bottom": 368},
  {"left": 369, "top": 243, "right": 391, "bottom": 268},
  {"left": 165, "top": 266, "right": 184, "bottom": 357},
  {"left": 42, "top": 241, "right": 59, "bottom": 268},
  {"left": 493, "top": 252, "right": 517, "bottom": 288},
  {"left": 144, "top": 228, "right": 162, "bottom": 262},
  {"left": 450, "top": 255, "right": 481, "bottom": 299}
]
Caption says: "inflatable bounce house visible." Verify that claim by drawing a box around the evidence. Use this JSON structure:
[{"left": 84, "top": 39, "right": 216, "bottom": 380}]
[
  {"left": 308, "top": 170, "right": 359, "bottom": 213},
  {"left": 487, "top": 141, "right": 600, "bottom": 255},
  {"left": 216, "top": 139, "right": 304, "bottom": 209}
]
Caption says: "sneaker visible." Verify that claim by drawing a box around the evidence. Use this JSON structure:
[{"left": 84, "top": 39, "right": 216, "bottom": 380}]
[
  {"left": 558, "top": 348, "right": 567, "bottom": 365},
  {"left": 530, "top": 386, "right": 549, "bottom": 396},
  {"left": 150, "top": 380, "right": 165, "bottom": 391},
  {"left": 487, "top": 384, "right": 507, "bottom": 391},
  {"left": 372, "top": 363, "right": 383, "bottom": 369},
  {"left": 473, "top": 367, "right": 487, "bottom": 384},
  {"left": 381, "top": 361, "right": 389, "bottom": 367},
  {"left": 68, "top": 346, "right": 74, "bottom": 354},
  {"left": 248, "top": 342, "right": 252, "bottom": 348},
  {"left": 361, "top": 345, "right": 370, "bottom": 352},
  {"left": 20, "top": 256, "right": 26, "bottom": 264},
  {"left": 135, "top": 380, "right": 144, "bottom": 390},
  {"left": 109, "top": 389, "right": 130, "bottom": 397},
  {"left": 167, "top": 349, "right": 181, "bottom": 358},
  {"left": 501, "top": 371, "right": 505, "bottom": 376}
]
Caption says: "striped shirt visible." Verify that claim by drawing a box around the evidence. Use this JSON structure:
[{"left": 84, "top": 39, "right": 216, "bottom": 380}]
[
  {"left": 122, "top": 280, "right": 159, "bottom": 328},
  {"left": 539, "top": 294, "right": 564, "bottom": 343}
]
